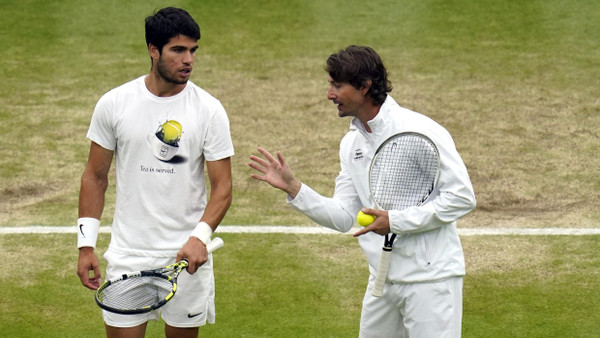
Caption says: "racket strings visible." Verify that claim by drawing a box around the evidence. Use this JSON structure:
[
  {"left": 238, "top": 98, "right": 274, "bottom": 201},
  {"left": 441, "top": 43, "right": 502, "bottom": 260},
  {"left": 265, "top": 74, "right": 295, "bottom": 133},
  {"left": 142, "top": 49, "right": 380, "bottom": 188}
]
[
  {"left": 97, "top": 276, "right": 173, "bottom": 311},
  {"left": 371, "top": 135, "right": 439, "bottom": 210}
]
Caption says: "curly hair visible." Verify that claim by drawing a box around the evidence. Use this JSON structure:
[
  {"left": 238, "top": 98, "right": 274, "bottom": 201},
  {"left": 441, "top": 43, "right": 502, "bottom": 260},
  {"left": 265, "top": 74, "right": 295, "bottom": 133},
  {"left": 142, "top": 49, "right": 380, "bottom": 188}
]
[{"left": 325, "top": 46, "right": 392, "bottom": 106}]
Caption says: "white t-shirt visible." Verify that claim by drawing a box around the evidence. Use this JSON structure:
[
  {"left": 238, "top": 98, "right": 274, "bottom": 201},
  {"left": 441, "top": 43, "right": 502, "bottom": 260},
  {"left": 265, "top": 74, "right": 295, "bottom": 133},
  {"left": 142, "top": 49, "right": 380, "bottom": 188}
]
[{"left": 87, "top": 76, "right": 234, "bottom": 256}]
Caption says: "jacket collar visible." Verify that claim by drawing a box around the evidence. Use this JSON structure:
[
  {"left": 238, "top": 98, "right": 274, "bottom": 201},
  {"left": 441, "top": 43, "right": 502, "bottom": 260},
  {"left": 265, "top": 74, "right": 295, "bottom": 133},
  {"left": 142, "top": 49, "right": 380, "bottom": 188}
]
[{"left": 349, "top": 95, "right": 399, "bottom": 139}]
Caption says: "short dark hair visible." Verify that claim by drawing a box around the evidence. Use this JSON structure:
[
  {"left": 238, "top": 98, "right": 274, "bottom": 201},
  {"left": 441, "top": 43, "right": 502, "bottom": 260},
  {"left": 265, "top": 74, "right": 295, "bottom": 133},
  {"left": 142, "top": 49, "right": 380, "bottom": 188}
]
[
  {"left": 145, "top": 7, "right": 200, "bottom": 53},
  {"left": 326, "top": 46, "right": 392, "bottom": 106}
]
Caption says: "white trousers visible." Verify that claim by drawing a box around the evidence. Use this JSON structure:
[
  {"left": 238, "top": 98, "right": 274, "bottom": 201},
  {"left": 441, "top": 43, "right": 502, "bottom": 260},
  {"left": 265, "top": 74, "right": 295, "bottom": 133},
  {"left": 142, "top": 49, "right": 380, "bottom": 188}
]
[{"left": 359, "top": 276, "right": 463, "bottom": 338}]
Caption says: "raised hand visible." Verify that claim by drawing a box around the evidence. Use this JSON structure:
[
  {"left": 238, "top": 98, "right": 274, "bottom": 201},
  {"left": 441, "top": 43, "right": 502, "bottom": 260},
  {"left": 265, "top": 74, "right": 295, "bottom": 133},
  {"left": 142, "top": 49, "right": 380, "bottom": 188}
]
[{"left": 249, "top": 147, "right": 302, "bottom": 198}]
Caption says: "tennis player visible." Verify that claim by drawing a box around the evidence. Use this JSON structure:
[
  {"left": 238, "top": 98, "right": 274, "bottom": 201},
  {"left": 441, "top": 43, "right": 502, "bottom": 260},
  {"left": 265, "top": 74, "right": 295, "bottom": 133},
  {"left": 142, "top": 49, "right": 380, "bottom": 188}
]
[
  {"left": 76, "top": 7, "right": 234, "bottom": 338},
  {"left": 249, "top": 46, "right": 476, "bottom": 337}
]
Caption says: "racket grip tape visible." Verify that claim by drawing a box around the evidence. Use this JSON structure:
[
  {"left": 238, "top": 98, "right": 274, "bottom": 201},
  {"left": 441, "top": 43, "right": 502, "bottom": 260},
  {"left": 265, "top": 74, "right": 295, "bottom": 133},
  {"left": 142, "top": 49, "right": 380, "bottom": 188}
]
[
  {"left": 372, "top": 250, "right": 392, "bottom": 297},
  {"left": 182, "top": 237, "right": 224, "bottom": 266},
  {"left": 206, "top": 237, "right": 224, "bottom": 253}
]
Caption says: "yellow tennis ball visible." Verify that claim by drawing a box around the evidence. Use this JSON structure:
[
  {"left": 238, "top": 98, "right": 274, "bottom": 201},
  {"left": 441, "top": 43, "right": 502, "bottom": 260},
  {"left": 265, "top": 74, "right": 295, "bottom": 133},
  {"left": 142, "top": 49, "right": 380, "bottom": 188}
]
[
  {"left": 160, "top": 120, "right": 182, "bottom": 144},
  {"left": 357, "top": 211, "right": 376, "bottom": 227}
]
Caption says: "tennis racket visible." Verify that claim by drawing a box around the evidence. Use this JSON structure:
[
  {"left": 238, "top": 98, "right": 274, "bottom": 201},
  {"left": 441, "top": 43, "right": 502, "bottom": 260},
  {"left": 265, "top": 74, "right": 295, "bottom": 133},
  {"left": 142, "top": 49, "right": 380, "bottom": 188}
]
[
  {"left": 95, "top": 237, "right": 224, "bottom": 314},
  {"left": 369, "top": 132, "right": 440, "bottom": 297}
]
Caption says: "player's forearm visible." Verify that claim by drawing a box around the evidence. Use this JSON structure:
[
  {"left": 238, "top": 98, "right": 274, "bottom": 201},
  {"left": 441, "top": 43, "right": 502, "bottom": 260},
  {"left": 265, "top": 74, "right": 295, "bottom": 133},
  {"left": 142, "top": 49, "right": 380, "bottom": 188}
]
[
  {"left": 203, "top": 157, "right": 233, "bottom": 230},
  {"left": 78, "top": 172, "right": 108, "bottom": 219},
  {"left": 389, "top": 188, "right": 476, "bottom": 235},
  {"left": 200, "top": 184, "right": 232, "bottom": 230},
  {"left": 79, "top": 142, "right": 113, "bottom": 220},
  {"left": 287, "top": 183, "right": 358, "bottom": 232}
]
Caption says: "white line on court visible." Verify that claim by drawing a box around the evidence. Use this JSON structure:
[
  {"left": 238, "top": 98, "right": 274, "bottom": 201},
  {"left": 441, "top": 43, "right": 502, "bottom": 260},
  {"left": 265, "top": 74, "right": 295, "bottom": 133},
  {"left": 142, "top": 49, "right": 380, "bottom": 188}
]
[{"left": 0, "top": 225, "right": 599, "bottom": 235}]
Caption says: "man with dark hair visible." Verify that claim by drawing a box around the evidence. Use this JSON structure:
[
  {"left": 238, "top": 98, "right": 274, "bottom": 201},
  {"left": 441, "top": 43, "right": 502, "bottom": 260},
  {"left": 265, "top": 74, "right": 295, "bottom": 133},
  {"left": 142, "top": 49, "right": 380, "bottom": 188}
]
[
  {"left": 325, "top": 45, "right": 392, "bottom": 107},
  {"left": 250, "top": 45, "right": 476, "bottom": 337},
  {"left": 76, "top": 7, "right": 233, "bottom": 338},
  {"left": 145, "top": 7, "right": 201, "bottom": 58}
]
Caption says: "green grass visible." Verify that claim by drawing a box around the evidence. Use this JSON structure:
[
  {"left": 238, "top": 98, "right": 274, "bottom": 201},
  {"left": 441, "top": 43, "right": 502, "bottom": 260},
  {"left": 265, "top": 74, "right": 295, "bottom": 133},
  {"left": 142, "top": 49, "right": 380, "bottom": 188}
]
[
  {"left": 1, "top": 0, "right": 599, "bottom": 336},
  {"left": 462, "top": 236, "right": 600, "bottom": 337},
  {"left": 1, "top": 234, "right": 599, "bottom": 337},
  {"left": 1, "top": 0, "right": 599, "bottom": 227},
  {"left": 0, "top": 233, "right": 366, "bottom": 337}
]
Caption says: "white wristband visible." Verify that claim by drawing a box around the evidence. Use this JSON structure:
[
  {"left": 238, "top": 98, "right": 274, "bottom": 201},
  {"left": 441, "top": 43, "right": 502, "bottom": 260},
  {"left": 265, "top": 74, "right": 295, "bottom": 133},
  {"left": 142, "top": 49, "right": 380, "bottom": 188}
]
[
  {"left": 77, "top": 217, "right": 100, "bottom": 249},
  {"left": 190, "top": 221, "right": 213, "bottom": 245}
]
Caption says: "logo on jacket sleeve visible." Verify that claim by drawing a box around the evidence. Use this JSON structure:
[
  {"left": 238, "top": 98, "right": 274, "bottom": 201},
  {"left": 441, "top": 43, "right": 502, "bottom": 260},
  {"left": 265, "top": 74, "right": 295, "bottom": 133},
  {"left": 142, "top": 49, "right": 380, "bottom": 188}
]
[{"left": 354, "top": 148, "right": 364, "bottom": 161}]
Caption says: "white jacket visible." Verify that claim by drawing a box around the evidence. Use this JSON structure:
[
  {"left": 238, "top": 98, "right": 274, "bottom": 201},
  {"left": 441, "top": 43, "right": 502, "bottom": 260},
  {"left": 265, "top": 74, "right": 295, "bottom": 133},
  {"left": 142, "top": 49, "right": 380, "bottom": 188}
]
[{"left": 288, "top": 96, "right": 476, "bottom": 283}]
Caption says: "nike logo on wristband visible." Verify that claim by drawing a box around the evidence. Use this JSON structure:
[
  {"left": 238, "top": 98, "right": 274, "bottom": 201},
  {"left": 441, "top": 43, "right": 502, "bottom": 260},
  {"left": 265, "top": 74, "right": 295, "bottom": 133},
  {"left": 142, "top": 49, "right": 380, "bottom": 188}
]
[
  {"left": 187, "top": 312, "right": 203, "bottom": 318},
  {"left": 79, "top": 224, "right": 85, "bottom": 237}
]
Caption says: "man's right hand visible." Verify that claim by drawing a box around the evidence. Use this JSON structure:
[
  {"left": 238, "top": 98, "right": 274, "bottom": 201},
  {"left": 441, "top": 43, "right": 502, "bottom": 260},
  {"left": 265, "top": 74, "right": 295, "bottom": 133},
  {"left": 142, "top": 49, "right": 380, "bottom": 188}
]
[
  {"left": 249, "top": 147, "right": 302, "bottom": 198},
  {"left": 77, "top": 247, "right": 102, "bottom": 290}
]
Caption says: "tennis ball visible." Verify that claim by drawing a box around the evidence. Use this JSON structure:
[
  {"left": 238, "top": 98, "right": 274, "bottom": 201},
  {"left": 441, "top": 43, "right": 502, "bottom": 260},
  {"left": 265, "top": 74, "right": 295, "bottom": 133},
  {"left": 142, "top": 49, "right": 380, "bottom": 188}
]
[
  {"left": 159, "top": 120, "right": 182, "bottom": 145},
  {"left": 357, "top": 211, "right": 376, "bottom": 227}
]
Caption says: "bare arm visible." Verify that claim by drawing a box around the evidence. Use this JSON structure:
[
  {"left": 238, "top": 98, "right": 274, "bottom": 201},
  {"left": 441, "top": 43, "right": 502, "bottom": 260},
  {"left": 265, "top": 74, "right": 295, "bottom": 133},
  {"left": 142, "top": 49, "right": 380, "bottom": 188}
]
[
  {"left": 76, "top": 142, "right": 113, "bottom": 290},
  {"left": 79, "top": 142, "right": 113, "bottom": 219},
  {"left": 201, "top": 157, "right": 233, "bottom": 229},
  {"left": 177, "top": 157, "right": 233, "bottom": 273},
  {"left": 249, "top": 147, "right": 358, "bottom": 232}
]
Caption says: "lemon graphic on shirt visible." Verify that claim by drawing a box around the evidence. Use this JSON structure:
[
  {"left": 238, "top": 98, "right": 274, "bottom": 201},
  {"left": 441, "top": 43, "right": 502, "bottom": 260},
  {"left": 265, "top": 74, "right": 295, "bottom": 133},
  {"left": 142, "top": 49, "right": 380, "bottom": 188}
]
[{"left": 157, "top": 120, "right": 182, "bottom": 146}]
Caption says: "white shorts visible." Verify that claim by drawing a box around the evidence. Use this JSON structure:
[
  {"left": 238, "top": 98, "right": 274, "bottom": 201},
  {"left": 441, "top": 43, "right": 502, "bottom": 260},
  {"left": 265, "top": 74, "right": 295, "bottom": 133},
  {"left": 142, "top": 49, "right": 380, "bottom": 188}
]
[
  {"left": 359, "top": 276, "right": 463, "bottom": 338},
  {"left": 102, "top": 250, "right": 216, "bottom": 328}
]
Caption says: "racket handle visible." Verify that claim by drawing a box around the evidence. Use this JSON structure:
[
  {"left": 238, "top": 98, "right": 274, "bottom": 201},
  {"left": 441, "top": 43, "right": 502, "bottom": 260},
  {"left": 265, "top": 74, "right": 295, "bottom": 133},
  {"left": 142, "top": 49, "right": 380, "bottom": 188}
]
[
  {"left": 207, "top": 237, "right": 224, "bottom": 253},
  {"left": 372, "top": 250, "right": 392, "bottom": 297}
]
